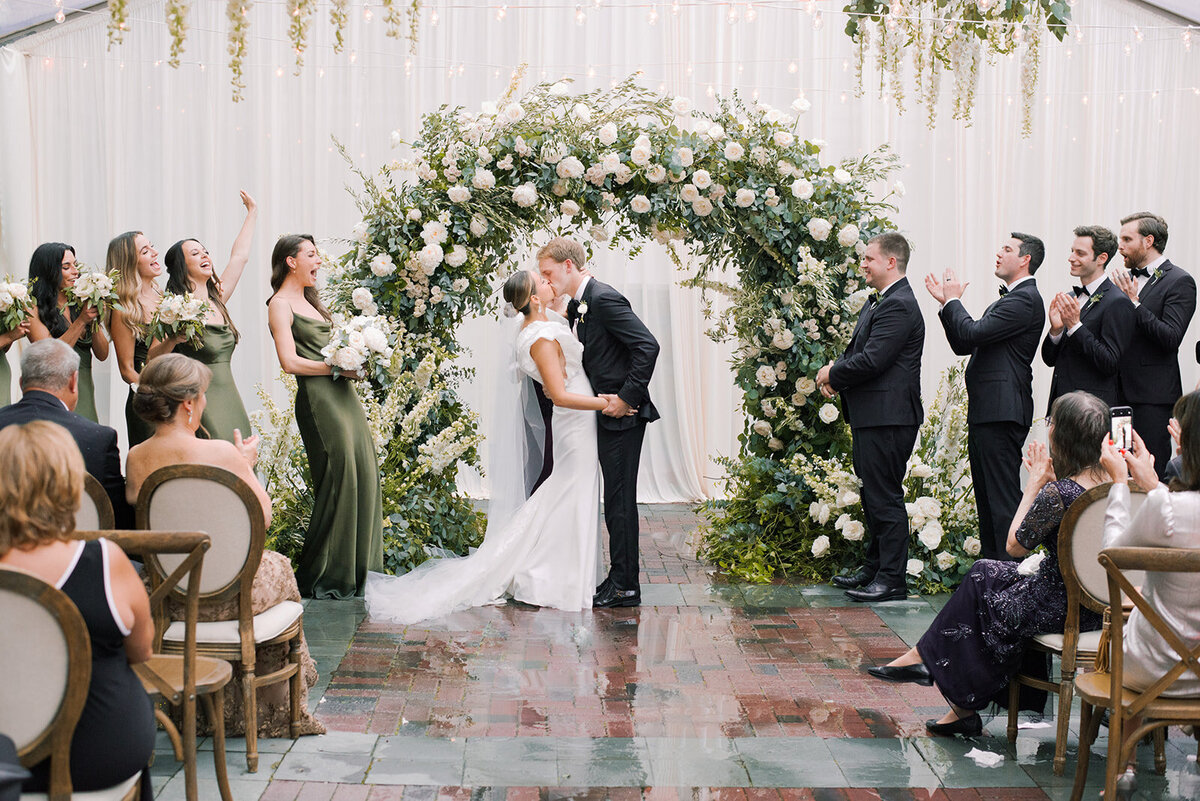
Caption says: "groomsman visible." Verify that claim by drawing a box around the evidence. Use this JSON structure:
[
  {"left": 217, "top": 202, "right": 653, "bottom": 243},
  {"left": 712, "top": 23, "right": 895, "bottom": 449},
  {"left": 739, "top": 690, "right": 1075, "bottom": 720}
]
[
  {"left": 1113, "top": 212, "right": 1196, "bottom": 478},
  {"left": 1041, "top": 226, "right": 1135, "bottom": 413},
  {"left": 925, "top": 234, "right": 1046, "bottom": 560},
  {"left": 817, "top": 233, "right": 924, "bottom": 603}
]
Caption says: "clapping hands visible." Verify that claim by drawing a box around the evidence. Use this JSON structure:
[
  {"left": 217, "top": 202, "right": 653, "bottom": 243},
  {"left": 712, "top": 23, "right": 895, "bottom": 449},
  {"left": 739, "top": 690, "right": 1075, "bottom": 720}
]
[
  {"left": 1023, "top": 440, "right": 1056, "bottom": 491},
  {"left": 1112, "top": 268, "right": 1139, "bottom": 303},
  {"left": 1049, "top": 293, "right": 1080, "bottom": 333},
  {"left": 924, "top": 269, "right": 968, "bottom": 304},
  {"left": 233, "top": 429, "right": 261, "bottom": 469}
]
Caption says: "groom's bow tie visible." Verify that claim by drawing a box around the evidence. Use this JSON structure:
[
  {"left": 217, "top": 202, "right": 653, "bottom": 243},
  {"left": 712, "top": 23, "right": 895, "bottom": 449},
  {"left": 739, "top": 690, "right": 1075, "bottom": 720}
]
[
  {"left": 568, "top": 298, "right": 580, "bottom": 318},
  {"left": 998, "top": 284, "right": 1009, "bottom": 297},
  {"left": 1130, "top": 266, "right": 1152, "bottom": 279},
  {"left": 1073, "top": 285, "right": 1090, "bottom": 298}
]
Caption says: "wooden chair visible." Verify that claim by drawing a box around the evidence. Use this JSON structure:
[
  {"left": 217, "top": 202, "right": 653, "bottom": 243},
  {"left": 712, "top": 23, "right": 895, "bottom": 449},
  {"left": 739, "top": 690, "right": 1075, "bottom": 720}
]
[
  {"left": 1006, "top": 483, "right": 1154, "bottom": 775},
  {"left": 75, "top": 474, "right": 114, "bottom": 532},
  {"left": 137, "top": 464, "right": 305, "bottom": 773},
  {"left": 0, "top": 567, "right": 140, "bottom": 801},
  {"left": 74, "top": 530, "right": 233, "bottom": 801},
  {"left": 1071, "top": 546, "right": 1200, "bottom": 801}
]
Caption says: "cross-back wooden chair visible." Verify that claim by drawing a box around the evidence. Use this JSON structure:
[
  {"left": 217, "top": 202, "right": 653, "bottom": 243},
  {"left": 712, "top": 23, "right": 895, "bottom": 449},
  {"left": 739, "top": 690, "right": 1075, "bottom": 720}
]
[
  {"left": 0, "top": 567, "right": 140, "bottom": 801},
  {"left": 136, "top": 464, "right": 305, "bottom": 773},
  {"left": 76, "top": 474, "right": 114, "bottom": 532},
  {"left": 1071, "top": 545, "right": 1200, "bottom": 800},
  {"left": 74, "top": 529, "right": 233, "bottom": 801}
]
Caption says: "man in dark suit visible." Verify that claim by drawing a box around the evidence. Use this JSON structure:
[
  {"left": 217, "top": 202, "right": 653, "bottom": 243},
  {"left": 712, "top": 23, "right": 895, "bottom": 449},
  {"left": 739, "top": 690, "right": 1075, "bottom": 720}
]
[
  {"left": 925, "top": 233, "right": 1046, "bottom": 560},
  {"left": 539, "top": 238, "right": 660, "bottom": 608},
  {"left": 0, "top": 339, "right": 133, "bottom": 527},
  {"left": 1113, "top": 212, "right": 1196, "bottom": 478},
  {"left": 1041, "top": 226, "right": 1135, "bottom": 413},
  {"left": 817, "top": 232, "right": 925, "bottom": 603}
]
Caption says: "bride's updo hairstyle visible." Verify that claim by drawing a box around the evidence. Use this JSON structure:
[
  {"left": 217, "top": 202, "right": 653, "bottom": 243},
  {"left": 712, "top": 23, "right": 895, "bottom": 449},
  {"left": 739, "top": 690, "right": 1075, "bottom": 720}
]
[
  {"left": 502, "top": 270, "right": 536, "bottom": 316},
  {"left": 133, "top": 354, "right": 213, "bottom": 425}
]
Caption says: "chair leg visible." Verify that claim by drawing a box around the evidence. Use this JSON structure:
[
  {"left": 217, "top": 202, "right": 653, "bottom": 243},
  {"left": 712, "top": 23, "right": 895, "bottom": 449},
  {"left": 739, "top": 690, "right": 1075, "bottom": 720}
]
[
  {"left": 242, "top": 665, "right": 258, "bottom": 773},
  {"left": 1104, "top": 709, "right": 1125, "bottom": 801},
  {"left": 154, "top": 707, "right": 184, "bottom": 761},
  {"left": 1070, "top": 701, "right": 1099, "bottom": 801},
  {"left": 1007, "top": 677, "right": 1020, "bottom": 742},
  {"left": 1053, "top": 678, "right": 1075, "bottom": 776},
  {"left": 288, "top": 634, "right": 302, "bottom": 739},
  {"left": 202, "top": 690, "right": 234, "bottom": 801},
  {"left": 1153, "top": 727, "right": 1166, "bottom": 774},
  {"left": 182, "top": 692, "right": 198, "bottom": 801}
]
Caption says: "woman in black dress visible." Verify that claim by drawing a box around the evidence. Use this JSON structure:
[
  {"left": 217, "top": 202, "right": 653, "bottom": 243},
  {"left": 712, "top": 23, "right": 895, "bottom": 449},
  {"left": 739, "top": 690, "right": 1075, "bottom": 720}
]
[
  {"left": 866, "top": 391, "right": 1109, "bottom": 736},
  {"left": 0, "top": 420, "right": 155, "bottom": 798}
]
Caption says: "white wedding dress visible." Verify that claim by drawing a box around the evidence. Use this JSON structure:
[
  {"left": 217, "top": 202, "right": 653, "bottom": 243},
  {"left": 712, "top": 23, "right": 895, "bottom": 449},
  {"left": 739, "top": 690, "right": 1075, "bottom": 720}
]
[{"left": 364, "top": 318, "right": 603, "bottom": 623}]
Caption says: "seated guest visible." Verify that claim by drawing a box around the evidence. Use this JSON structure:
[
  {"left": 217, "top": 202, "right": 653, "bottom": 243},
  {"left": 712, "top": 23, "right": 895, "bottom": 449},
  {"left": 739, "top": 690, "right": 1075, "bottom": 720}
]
[
  {"left": 1102, "top": 391, "right": 1200, "bottom": 697},
  {"left": 865, "top": 391, "right": 1109, "bottom": 735},
  {"left": 0, "top": 339, "right": 134, "bottom": 527},
  {"left": 125, "top": 354, "right": 325, "bottom": 737},
  {"left": 0, "top": 420, "right": 155, "bottom": 799}
]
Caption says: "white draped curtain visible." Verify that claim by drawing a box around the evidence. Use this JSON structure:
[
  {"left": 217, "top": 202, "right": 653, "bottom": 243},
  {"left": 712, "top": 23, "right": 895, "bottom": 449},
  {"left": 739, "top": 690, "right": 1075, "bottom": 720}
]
[{"left": 1, "top": 0, "right": 1198, "bottom": 502}]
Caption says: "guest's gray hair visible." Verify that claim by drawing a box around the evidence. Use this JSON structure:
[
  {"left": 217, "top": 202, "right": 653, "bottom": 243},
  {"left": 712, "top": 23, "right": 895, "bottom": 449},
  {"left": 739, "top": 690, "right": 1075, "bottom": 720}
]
[{"left": 19, "top": 339, "right": 80, "bottom": 391}]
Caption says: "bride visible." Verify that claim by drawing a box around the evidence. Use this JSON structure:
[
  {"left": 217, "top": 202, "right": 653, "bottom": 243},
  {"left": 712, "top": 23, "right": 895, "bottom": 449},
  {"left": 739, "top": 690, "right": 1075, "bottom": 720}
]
[{"left": 364, "top": 269, "right": 620, "bottom": 622}]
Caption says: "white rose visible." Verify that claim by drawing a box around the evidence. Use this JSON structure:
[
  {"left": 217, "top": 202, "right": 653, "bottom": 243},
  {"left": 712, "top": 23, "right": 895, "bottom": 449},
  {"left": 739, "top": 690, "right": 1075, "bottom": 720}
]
[
  {"left": 792, "top": 96, "right": 812, "bottom": 114},
  {"left": 691, "top": 198, "right": 714, "bottom": 217},
  {"left": 549, "top": 81, "right": 569, "bottom": 96},
  {"left": 333, "top": 346, "right": 364, "bottom": 372},
  {"left": 452, "top": 278, "right": 469, "bottom": 292},
  {"left": 936, "top": 551, "right": 956, "bottom": 572},
  {"left": 909, "top": 462, "right": 934, "bottom": 479},
  {"left": 362, "top": 327, "right": 388, "bottom": 353},
  {"left": 430, "top": 286, "right": 445, "bottom": 304},
  {"left": 496, "top": 154, "right": 514, "bottom": 171},
  {"left": 1017, "top": 551, "right": 1046, "bottom": 576},
  {"left": 630, "top": 195, "right": 651, "bottom": 214},
  {"left": 963, "top": 536, "right": 982, "bottom": 557},
  {"left": 514, "top": 136, "right": 532, "bottom": 157},
  {"left": 601, "top": 152, "right": 622, "bottom": 173},
  {"left": 690, "top": 169, "right": 712, "bottom": 190},
  {"left": 777, "top": 160, "right": 796, "bottom": 177},
  {"left": 735, "top": 188, "right": 756, "bottom": 208},
  {"left": 370, "top": 254, "right": 396, "bottom": 277},
  {"left": 572, "top": 103, "right": 592, "bottom": 122},
  {"left": 421, "top": 221, "right": 448, "bottom": 245},
  {"left": 476, "top": 145, "right": 492, "bottom": 165},
  {"left": 724, "top": 141, "right": 745, "bottom": 161},
  {"left": 676, "top": 147, "right": 694, "bottom": 168},
  {"left": 807, "top": 218, "right": 833, "bottom": 241},
  {"left": 551, "top": 181, "right": 569, "bottom": 197},
  {"left": 906, "top": 559, "right": 924, "bottom": 577},
  {"left": 893, "top": 180, "right": 906, "bottom": 197},
  {"left": 680, "top": 184, "right": 700, "bottom": 203},
  {"left": 471, "top": 169, "right": 496, "bottom": 190},
  {"left": 646, "top": 165, "right": 667, "bottom": 183},
  {"left": 834, "top": 513, "right": 850, "bottom": 531},
  {"left": 836, "top": 490, "right": 859, "bottom": 508},
  {"left": 773, "top": 131, "right": 795, "bottom": 148},
  {"left": 752, "top": 420, "right": 772, "bottom": 437},
  {"left": 811, "top": 535, "right": 831, "bottom": 558},
  {"left": 589, "top": 225, "right": 609, "bottom": 243},
  {"left": 842, "top": 520, "right": 865, "bottom": 541},
  {"left": 407, "top": 209, "right": 422, "bottom": 222},
  {"left": 671, "top": 96, "right": 692, "bottom": 116},
  {"left": 818, "top": 403, "right": 839, "bottom": 423},
  {"left": 389, "top": 130, "right": 402, "bottom": 148},
  {"left": 503, "top": 103, "right": 525, "bottom": 122},
  {"left": 556, "top": 156, "right": 585, "bottom": 180},
  {"left": 833, "top": 168, "right": 853, "bottom": 185},
  {"left": 795, "top": 377, "right": 817, "bottom": 397},
  {"left": 417, "top": 244, "right": 444, "bottom": 270},
  {"left": 790, "top": 178, "right": 814, "bottom": 200},
  {"left": 352, "top": 221, "right": 371, "bottom": 244},
  {"left": 771, "top": 329, "right": 794, "bottom": 350},
  {"left": 560, "top": 200, "right": 581, "bottom": 217},
  {"left": 445, "top": 245, "right": 468, "bottom": 267},
  {"left": 351, "top": 287, "right": 373, "bottom": 310},
  {"left": 846, "top": 289, "right": 872, "bottom": 313},
  {"left": 915, "top": 496, "right": 942, "bottom": 520},
  {"left": 448, "top": 185, "right": 471, "bottom": 203},
  {"left": 630, "top": 145, "right": 652, "bottom": 166},
  {"left": 817, "top": 503, "right": 832, "bottom": 525},
  {"left": 918, "top": 520, "right": 943, "bottom": 551},
  {"left": 480, "top": 100, "right": 498, "bottom": 116},
  {"left": 837, "top": 224, "right": 860, "bottom": 248},
  {"left": 470, "top": 214, "right": 489, "bottom": 237},
  {"left": 706, "top": 124, "right": 726, "bottom": 141},
  {"left": 755, "top": 365, "right": 778, "bottom": 387},
  {"left": 512, "top": 183, "right": 538, "bottom": 207},
  {"left": 598, "top": 122, "right": 619, "bottom": 146}
]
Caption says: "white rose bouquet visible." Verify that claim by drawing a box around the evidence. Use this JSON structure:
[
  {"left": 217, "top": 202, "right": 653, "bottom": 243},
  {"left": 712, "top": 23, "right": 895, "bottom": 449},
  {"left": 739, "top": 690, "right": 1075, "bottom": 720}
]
[
  {"left": 65, "top": 264, "right": 120, "bottom": 317},
  {"left": 320, "top": 314, "right": 396, "bottom": 382},
  {"left": 146, "top": 292, "right": 211, "bottom": 347},
  {"left": 0, "top": 276, "right": 32, "bottom": 332}
]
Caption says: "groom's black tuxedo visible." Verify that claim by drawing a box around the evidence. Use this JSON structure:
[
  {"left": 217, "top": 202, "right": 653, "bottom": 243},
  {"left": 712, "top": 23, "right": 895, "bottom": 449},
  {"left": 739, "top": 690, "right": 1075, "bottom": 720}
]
[{"left": 569, "top": 278, "right": 660, "bottom": 591}]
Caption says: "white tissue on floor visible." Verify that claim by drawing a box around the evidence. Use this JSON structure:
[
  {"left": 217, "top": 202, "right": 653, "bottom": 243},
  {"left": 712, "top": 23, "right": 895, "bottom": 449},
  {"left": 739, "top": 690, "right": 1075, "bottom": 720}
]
[{"left": 964, "top": 748, "right": 1004, "bottom": 767}]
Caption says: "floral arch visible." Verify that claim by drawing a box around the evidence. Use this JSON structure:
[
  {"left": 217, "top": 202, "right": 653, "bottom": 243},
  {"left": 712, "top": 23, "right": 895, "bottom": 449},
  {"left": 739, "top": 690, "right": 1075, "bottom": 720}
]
[{"left": 257, "top": 76, "right": 978, "bottom": 592}]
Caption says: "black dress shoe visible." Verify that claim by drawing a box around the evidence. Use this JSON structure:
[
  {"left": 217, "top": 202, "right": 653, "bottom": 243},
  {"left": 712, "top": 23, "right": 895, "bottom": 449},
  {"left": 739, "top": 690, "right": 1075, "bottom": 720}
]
[
  {"left": 866, "top": 663, "right": 934, "bottom": 686},
  {"left": 593, "top": 583, "right": 640, "bottom": 608},
  {"left": 832, "top": 566, "right": 872, "bottom": 589},
  {"left": 595, "top": 577, "right": 613, "bottom": 595},
  {"left": 845, "top": 581, "right": 907, "bottom": 603},
  {"left": 925, "top": 712, "right": 982, "bottom": 737}
]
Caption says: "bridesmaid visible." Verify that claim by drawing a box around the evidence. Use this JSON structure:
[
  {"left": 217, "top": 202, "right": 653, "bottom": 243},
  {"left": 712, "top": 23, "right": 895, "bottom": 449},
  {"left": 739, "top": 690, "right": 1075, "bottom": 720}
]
[
  {"left": 28, "top": 242, "right": 110, "bottom": 421},
  {"left": 108, "top": 231, "right": 174, "bottom": 448},
  {"left": 0, "top": 318, "right": 31, "bottom": 407},
  {"left": 266, "top": 234, "right": 383, "bottom": 599},
  {"left": 162, "top": 191, "right": 258, "bottom": 442}
]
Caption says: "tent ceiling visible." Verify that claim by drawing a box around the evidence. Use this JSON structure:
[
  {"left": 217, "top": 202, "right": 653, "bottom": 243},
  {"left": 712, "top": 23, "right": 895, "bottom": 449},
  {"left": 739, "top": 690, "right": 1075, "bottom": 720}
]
[{"left": 0, "top": 1, "right": 103, "bottom": 42}]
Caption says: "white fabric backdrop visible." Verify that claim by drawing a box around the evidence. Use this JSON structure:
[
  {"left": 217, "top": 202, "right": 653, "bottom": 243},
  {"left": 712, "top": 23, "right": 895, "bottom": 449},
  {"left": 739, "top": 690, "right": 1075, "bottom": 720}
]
[{"left": 1, "top": 0, "right": 1198, "bottom": 502}]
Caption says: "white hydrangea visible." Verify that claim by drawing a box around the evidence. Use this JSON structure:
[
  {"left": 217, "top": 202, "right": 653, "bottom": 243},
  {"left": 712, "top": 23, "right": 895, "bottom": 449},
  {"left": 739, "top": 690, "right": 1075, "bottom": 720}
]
[
  {"left": 630, "top": 195, "right": 651, "bottom": 214},
  {"left": 837, "top": 224, "right": 861, "bottom": 248},
  {"left": 445, "top": 245, "right": 468, "bottom": 268},
  {"left": 811, "top": 535, "right": 831, "bottom": 558},
  {"left": 807, "top": 218, "right": 833, "bottom": 241},
  {"left": 818, "top": 403, "right": 839, "bottom": 423}
]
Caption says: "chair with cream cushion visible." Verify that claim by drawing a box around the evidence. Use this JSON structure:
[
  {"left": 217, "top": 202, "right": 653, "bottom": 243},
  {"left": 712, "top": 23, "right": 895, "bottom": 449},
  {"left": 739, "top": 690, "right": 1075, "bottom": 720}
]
[
  {"left": 75, "top": 475, "right": 114, "bottom": 532},
  {"left": 136, "top": 464, "right": 304, "bottom": 773},
  {"left": 0, "top": 567, "right": 141, "bottom": 801}
]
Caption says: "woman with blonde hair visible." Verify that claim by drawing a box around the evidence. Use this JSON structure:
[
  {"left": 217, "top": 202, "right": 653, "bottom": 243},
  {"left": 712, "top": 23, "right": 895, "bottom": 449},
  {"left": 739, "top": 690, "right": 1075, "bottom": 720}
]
[
  {"left": 125, "top": 353, "right": 325, "bottom": 737},
  {"left": 0, "top": 420, "right": 155, "bottom": 799}
]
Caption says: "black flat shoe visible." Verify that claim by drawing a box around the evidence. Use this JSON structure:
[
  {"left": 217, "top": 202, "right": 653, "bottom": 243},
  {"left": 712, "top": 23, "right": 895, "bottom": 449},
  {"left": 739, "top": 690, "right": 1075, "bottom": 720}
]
[
  {"left": 845, "top": 581, "right": 907, "bottom": 603},
  {"left": 925, "top": 712, "right": 982, "bottom": 737},
  {"left": 593, "top": 584, "right": 640, "bottom": 608},
  {"left": 867, "top": 663, "right": 934, "bottom": 686},
  {"left": 832, "top": 566, "right": 872, "bottom": 589}
]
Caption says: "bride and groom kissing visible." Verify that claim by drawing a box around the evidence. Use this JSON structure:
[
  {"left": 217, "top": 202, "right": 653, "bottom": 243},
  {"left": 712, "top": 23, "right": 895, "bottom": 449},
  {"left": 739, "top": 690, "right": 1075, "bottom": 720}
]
[{"left": 364, "top": 237, "right": 660, "bottom": 623}]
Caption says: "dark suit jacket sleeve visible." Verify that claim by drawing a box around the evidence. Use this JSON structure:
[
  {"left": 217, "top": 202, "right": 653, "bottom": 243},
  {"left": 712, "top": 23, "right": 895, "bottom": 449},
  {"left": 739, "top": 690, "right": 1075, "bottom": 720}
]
[
  {"left": 941, "top": 296, "right": 1037, "bottom": 355},
  {"left": 593, "top": 291, "right": 660, "bottom": 409},
  {"left": 828, "top": 300, "right": 917, "bottom": 391},
  {"left": 99, "top": 427, "right": 134, "bottom": 529},
  {"left": 1137, "top": 272, "right": 1197, "bottom": 351},
  {"left": 1041, "top": 331, "right": 1063, "bottom": 366},
  {"left": 1068, "top": 299, "right": 1135, "bottom": 375}
]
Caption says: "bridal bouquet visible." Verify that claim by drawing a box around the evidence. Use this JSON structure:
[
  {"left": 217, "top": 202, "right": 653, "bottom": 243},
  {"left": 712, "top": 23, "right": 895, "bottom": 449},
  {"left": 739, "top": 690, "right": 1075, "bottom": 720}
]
[
  {"left": 146, "top": 292, "right": 211, "bottom": 347},
  {"left": 320, "top": 313, "right": 396, "bottom": 381},
  {"left": 0, "top": 276, "right": 32, "bottom": 332},
  {"left": 66, "top": 264, "right": 119, "bottom": 317}
]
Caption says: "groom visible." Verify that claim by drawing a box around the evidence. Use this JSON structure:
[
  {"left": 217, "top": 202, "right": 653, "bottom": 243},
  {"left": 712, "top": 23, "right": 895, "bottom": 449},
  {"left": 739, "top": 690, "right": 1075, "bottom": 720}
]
[{"left": 538, "top": 238, "right": 661, "bottom": 608}]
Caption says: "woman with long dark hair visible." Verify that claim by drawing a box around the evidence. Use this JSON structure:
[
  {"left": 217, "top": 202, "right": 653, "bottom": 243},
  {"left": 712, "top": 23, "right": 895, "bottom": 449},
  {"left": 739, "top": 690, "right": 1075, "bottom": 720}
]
[
  {"left": 27, "top": 242, "right": 109, "bottom": 421},
  {"left": 265, "top": 234, "right": 381, "bottom": 599},
  {"left": 162, "top": 191, "right": 258, "bottom": 443}
]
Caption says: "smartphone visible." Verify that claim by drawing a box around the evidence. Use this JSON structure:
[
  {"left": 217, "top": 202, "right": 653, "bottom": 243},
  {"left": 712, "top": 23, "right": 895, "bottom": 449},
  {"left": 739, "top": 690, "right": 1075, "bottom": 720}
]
[{"left": 1111, "top": 406, "right": 1133, "bottom": 451}]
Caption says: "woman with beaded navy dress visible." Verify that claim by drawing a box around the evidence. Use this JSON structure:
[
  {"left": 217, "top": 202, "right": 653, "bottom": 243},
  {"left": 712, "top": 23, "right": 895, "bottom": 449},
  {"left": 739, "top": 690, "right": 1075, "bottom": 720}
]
[
  {"left": 27, "top": 242, "right": 110, "bottom": 422},
  {"left": 864, "top": 391, "right": 1108, "bottom": 736},
  {"left": 162, "top": 191, "right": 258, "bottom": 443},
  {"left": 266, "top": 234, "right": 382, "bottom": 599}
]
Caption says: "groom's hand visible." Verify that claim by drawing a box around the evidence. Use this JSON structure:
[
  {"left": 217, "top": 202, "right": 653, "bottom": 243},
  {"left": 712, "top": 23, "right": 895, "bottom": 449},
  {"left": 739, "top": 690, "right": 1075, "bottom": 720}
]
[{"left": 601, "top": 394, "right": 635, "bottom": 417}]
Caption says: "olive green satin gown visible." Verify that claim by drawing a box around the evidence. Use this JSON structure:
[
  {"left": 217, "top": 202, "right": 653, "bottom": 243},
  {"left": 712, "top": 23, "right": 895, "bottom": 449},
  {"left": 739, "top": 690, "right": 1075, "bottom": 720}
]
[
  {"left": 176, "top": 324, "right": 252, "bottom": 443},
  {"left": 290, "top": 314, "right": 383, "bottom": 599},
  {"left": 0, "top": 346, "right": 11, "bottom": 408},
  {"left": 124, "top": 340, "right": 153, "bottom": 447},
  {"left": 73, "top": 331, "right": 98, "bottom": 422}
]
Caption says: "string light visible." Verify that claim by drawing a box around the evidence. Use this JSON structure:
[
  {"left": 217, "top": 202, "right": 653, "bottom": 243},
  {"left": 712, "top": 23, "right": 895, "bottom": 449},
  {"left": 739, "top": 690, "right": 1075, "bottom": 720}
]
[
  {"left": 647, "top": 5, "right": 658, "bottom": 24},
  {"left": 430, "top": 9, "right": 439, "bottom": 26},
  {"left": 671, "top": 0, "right": 679, "bottom": 15},
  {"left": 496, "top": 5, "right": 507, "bottom": 21},
  {"left": 727, "top": 5, "right": 739, "bottom": 25},
  {"left": 813, "top": 11, "right": 823, "bottom": 30},
  {"left": 575, "top": 4, "right": 586, "bottom": 25},
  {"left": 787, "top": 61, "right": 797, "bottom": 73},
  {"left": 745, "top": 3, "right": 756, "bottom": 23}
]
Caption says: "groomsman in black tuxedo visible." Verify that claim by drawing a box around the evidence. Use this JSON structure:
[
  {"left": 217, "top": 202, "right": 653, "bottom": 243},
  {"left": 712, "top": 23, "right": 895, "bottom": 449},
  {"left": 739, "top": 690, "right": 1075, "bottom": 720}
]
[
  {"left": 925, "top": 233, "right": 1046, "bottom": 560},
  {"left": 818, "top": 233, "right": 924, "bottom": 603},
  {"left": 1041, "top": 226, "right": 1135, "bottom": 413},
  {"left": 1113, "top": 212, "right": 1196, "bottom": 478}
]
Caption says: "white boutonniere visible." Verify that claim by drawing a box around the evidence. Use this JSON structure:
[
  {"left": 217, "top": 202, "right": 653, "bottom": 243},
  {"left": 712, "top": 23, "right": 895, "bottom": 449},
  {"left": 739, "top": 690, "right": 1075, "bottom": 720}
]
[{"left": 577, "top": 302, "right": 589, "bottom": 323}]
